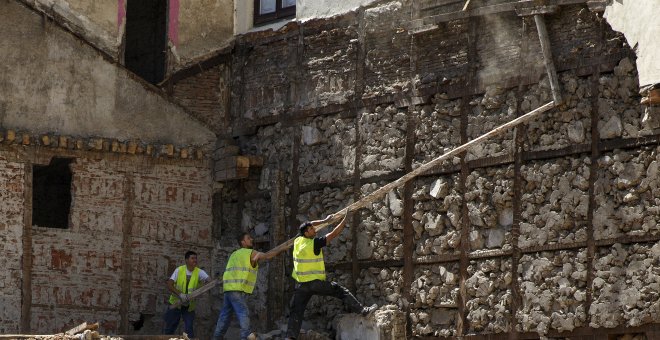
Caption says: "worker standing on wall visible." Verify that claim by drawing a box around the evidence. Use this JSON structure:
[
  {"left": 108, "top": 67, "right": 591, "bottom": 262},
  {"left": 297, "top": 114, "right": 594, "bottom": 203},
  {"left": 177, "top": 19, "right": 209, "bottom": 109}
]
[
  {"left": 285, "top": 213, "right": 377, "bottom": 339},
  {"left": 212, "top": 232, "right": 285, "bottom": 340},
  {"left": 163, "top": 250, "right": 210, "bottom": 338}
]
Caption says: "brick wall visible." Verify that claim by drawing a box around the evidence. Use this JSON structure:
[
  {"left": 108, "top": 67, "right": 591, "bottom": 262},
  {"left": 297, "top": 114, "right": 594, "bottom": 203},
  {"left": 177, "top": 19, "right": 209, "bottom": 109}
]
[
  {"left": 171, "top": 64, "right": 230, "bottom": 134},
  {"left": 0, "top": 149, "right": 213, "bottom": 336},
  {"left": 0, "top": 157, "right": 24, "bottom": 333}
]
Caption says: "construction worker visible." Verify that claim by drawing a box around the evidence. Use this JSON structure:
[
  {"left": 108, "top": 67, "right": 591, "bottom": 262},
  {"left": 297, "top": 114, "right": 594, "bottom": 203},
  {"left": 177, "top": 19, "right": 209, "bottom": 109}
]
[
  {"left": 285, "top": 213, "right": 376, "bottom": 339},
  {"left": 163, "top": 250, "right": 210, "bottom": 338},
  {"left": 212, "top": 232, "right": 283, "bottom": 340}
]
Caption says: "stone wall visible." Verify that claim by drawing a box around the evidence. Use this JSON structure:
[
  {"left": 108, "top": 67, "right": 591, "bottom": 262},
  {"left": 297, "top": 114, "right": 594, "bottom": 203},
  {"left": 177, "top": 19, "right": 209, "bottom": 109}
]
[{"left": 170, "top": 0, "right": 659, "bottom": 338}]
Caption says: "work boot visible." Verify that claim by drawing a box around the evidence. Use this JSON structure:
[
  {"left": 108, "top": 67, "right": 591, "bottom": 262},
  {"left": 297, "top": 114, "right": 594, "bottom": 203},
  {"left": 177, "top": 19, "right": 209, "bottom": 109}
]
[
  {"left": 247, "top": 332, "right": 257, "bottom": 340},
  {"left": 361, "top": 303, "right": 378, "bottom": 316}
]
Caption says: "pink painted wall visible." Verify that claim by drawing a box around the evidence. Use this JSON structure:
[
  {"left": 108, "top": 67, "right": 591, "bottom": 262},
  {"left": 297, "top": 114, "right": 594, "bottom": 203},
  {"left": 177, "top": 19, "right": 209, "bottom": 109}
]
[{"left": 168, "top": 0, "right": 180, "bottom": 47}]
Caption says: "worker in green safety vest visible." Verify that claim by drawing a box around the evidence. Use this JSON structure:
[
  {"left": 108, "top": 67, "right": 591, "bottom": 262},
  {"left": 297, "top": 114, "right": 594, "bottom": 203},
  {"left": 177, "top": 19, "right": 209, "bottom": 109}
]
[
  {"left": 163, "top": 250, "right": 210, "bottom": 338},
  {"left": 285, "top": 213, "right": 377, "bottom": 339},
  {"left": 212, "top": 232, "right": 284, "bottom": 340}
]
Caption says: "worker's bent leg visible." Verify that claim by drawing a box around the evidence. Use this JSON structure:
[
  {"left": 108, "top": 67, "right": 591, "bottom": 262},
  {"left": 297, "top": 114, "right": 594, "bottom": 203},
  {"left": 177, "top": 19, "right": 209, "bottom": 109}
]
[
  {"left": 212, "top": 293, "right": 235, "bottom": 340},
  {"left": 181, "top": 308, "right": 195, "bottom": 338},
  {"left": 231, "top": 292, "right": 252, "bottom": 340},
  {"left": 162, "top": 307, "right": 182, "bottom": 334},
  {"left": 286, "top": 282, "right": 314, "bottom": 339},
  {"left": 318, "top": 280, "right": 363, "bottom": 313}
]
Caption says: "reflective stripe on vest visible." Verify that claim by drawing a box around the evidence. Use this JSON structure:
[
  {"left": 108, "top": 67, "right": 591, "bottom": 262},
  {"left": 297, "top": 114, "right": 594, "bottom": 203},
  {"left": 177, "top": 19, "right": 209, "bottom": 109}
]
[
  {"left": 168, "top": 265, "right": 200, "bottom": 311},
  {"left": 223, "top": 248, "right": 258, "bottom": 294},
  {"left": 292, "top": 236, "right": 326, "bottom": 282}
]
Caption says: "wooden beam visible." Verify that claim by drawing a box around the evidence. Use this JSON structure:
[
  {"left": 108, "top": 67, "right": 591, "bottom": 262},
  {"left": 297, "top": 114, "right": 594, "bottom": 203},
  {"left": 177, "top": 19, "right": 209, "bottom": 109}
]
[
  {"left": 20, "top": 163, "right": 33, "bottom": 333},
  {"left": 533, "top": 15, "right": 563, "bottom": 105},
  {"left": 410, "top": 0, "right": 589, "bottom": 30}
]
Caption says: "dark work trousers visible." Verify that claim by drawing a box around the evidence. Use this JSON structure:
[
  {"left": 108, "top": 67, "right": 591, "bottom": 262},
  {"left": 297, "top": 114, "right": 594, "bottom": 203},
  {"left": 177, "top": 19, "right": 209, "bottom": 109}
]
[
  {"left": 286, "top": 280, "right": 363, "bottom": 338},
  {"left": 163, "top": 305, "right": 196, "bottom": 338}
]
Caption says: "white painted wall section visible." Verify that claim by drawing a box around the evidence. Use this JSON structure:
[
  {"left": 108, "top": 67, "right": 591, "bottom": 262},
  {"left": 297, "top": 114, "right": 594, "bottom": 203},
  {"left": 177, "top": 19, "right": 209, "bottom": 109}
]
[{"left": 604, "top": 0, "right": 660, "bottom": 87}]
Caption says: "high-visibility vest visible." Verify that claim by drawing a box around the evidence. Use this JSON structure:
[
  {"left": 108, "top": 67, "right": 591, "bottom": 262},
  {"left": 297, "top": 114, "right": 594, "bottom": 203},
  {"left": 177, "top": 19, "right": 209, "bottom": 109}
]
[
  {"left": 292, "top": 236, "right": 326, "bottom": 282},
  {"left": 168, "top": 265, "right": 200, "bottom": 311},
  {"left": 223, "top": 248, "right": 258, "bottom": 294}
]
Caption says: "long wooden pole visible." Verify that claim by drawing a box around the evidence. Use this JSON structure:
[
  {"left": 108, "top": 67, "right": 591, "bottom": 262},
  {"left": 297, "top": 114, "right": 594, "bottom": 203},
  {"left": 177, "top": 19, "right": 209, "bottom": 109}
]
[{"left": 266, "top": 101, "right": 555, "bottom": 255}]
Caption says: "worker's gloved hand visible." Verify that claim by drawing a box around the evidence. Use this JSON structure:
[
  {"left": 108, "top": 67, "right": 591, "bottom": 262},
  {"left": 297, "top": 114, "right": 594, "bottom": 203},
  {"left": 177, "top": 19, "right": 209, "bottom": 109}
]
[{"left": 178, "top": 293, "right": 190, "bottom": 303}]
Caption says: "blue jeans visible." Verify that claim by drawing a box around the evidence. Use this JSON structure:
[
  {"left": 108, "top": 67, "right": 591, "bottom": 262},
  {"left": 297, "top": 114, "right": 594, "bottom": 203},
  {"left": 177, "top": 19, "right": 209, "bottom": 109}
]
[
  {"left": 212, "top": 291, "right": 251, "bottom": 340},
  {"left": 163, "top": 305, "right": 196, "bottom": 338}
]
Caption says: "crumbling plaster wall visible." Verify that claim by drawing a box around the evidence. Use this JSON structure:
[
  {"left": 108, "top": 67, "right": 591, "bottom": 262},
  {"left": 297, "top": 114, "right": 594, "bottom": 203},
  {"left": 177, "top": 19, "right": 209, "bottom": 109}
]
[
  {"left": 0, "top": 147, "right": 215, "bottom": 336},
  {"left": 0, "top": 1, "right": 215, "bottom": 149},
  {"left": 21, "top": 0, "right": 121, "bottom": 58},
  {"left": 172, "top": 0, "right": 234, "bottom": 68},
  {"left": 169, "top": 0, "right": 660, "bottom": 338}
]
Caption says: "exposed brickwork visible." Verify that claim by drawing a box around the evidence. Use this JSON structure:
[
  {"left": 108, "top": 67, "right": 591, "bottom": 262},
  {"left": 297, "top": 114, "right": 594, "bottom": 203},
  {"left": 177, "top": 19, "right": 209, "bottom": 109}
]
[
  {"left": 0, "top": 157, "right": 24, "bottom": 333},
  {"left": 0, "top": 150, "right": 213, "bottom": 336},
  {"left": 301, "top": 17, "right": 359, "bottom": 108},
  {"left": 172, "top": 64, "right": 230, "bottom": 134},
  {"left": 240, "top": 38, "right": 296, "bottom": 120},
  {"left": 363, "top": 3, "right": 412, "bottom": 96},
  {"left": 414, "top": 19, "right": 469, "bottom": 90}
]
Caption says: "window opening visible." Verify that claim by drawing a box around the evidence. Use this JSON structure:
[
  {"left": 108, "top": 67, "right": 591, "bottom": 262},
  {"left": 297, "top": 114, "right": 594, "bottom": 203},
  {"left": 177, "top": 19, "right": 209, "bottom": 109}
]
[
  {"left": 124, "top": 0, "right": 168, "bottom": 84},
  {"left": 254, "top": 0, "right": 295, "bottom": 25},
  {"left": 32, "top": 158, "right": 73, "bottom": 229}
]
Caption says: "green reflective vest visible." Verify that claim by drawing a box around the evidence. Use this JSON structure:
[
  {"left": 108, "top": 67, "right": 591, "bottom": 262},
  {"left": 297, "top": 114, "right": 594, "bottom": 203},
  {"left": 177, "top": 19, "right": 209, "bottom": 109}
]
[
  {"left": 168, "top": 265, "right": 200, "bottom": 310},
  {"left": 223, "top": 248, "right": 258, "bottom": 294},
  {"left": 292, "top": 236, "right": 326, "bottom": 282}
]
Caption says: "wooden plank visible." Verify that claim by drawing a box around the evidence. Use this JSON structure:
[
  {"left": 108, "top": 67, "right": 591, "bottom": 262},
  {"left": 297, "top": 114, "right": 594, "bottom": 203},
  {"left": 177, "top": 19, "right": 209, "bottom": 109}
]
[
  {"left": 585, "top": 18, "right": 603, "bottom": 325},
  {"left": 20, "top": 164, "right": 33, "bottom": 333},
  {"left": 168, "top": 279, "right": 220, "bottom": 309},
  {"left": 533, "top": 15, "right": 563, "bottom": 104},
  {"left": 267, "top": 169, "right": 285, "bottom": 328},
  {"left": 120, "top": 173, "right": 135, "bottom": 333},
  {"left": 411, "top": 0, "right": 589, "bottom": 29}
]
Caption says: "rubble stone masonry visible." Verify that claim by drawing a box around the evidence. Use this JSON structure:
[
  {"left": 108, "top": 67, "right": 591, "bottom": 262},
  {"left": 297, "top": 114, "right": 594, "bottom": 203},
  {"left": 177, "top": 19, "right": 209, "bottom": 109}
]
[{"left": 169, "top": 0, "right": 659, "bottom": 338}]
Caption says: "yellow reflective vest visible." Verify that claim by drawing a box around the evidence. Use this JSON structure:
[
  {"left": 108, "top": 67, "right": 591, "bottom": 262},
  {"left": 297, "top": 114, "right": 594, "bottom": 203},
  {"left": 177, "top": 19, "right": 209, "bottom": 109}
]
[
  {"left": 223, "top": 248, "right": 258, "bottom": 294},
  {"left": 292, "top": 236, "right": 326, "bottom": 282},
  {"left": 168, "top": 265, "right": 200, "bottom": 310}
]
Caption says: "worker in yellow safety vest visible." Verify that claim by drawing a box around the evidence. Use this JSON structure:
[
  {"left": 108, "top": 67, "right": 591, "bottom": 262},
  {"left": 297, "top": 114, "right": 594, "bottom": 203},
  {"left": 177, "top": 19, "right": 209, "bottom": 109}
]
[
  {"left": 163, "top": 250, "right": 210, "bottom": 338},
  {"left": 212, "top": 232, "right": 285, "bottom": 340},
  {"left": 285, "top": 213, "right": 377, "bottom": 339}
]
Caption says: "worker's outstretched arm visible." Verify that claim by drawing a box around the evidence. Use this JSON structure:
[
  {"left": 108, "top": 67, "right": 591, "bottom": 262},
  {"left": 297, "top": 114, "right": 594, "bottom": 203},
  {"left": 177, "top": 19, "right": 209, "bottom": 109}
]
[
  {"left": 325, "top": 213, "right": 348, "bottom": 244},
  {"left": 252, "top": 247, "right": 286, "bottom": 265}
]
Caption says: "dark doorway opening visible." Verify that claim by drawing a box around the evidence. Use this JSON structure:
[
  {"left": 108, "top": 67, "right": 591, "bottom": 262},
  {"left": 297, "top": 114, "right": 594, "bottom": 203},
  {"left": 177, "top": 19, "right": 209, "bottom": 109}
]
[
  {"left": 124, "top": 0, "right": 168, "bottom": 85},
  {"left": 32, "top": 158, "right": 73, "bottom": 229}
]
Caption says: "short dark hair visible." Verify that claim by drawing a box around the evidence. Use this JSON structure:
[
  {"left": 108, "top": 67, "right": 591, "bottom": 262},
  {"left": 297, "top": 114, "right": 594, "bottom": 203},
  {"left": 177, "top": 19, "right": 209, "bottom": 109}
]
[
  {"left": 236, "top": 232, "right": 250, "bottom": 246},
  {"left": 185, "top": 250, "right": 197, "bottom": 260},
  {"left": 298, "top": 221, "right": 313, "bottom": 236}
]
